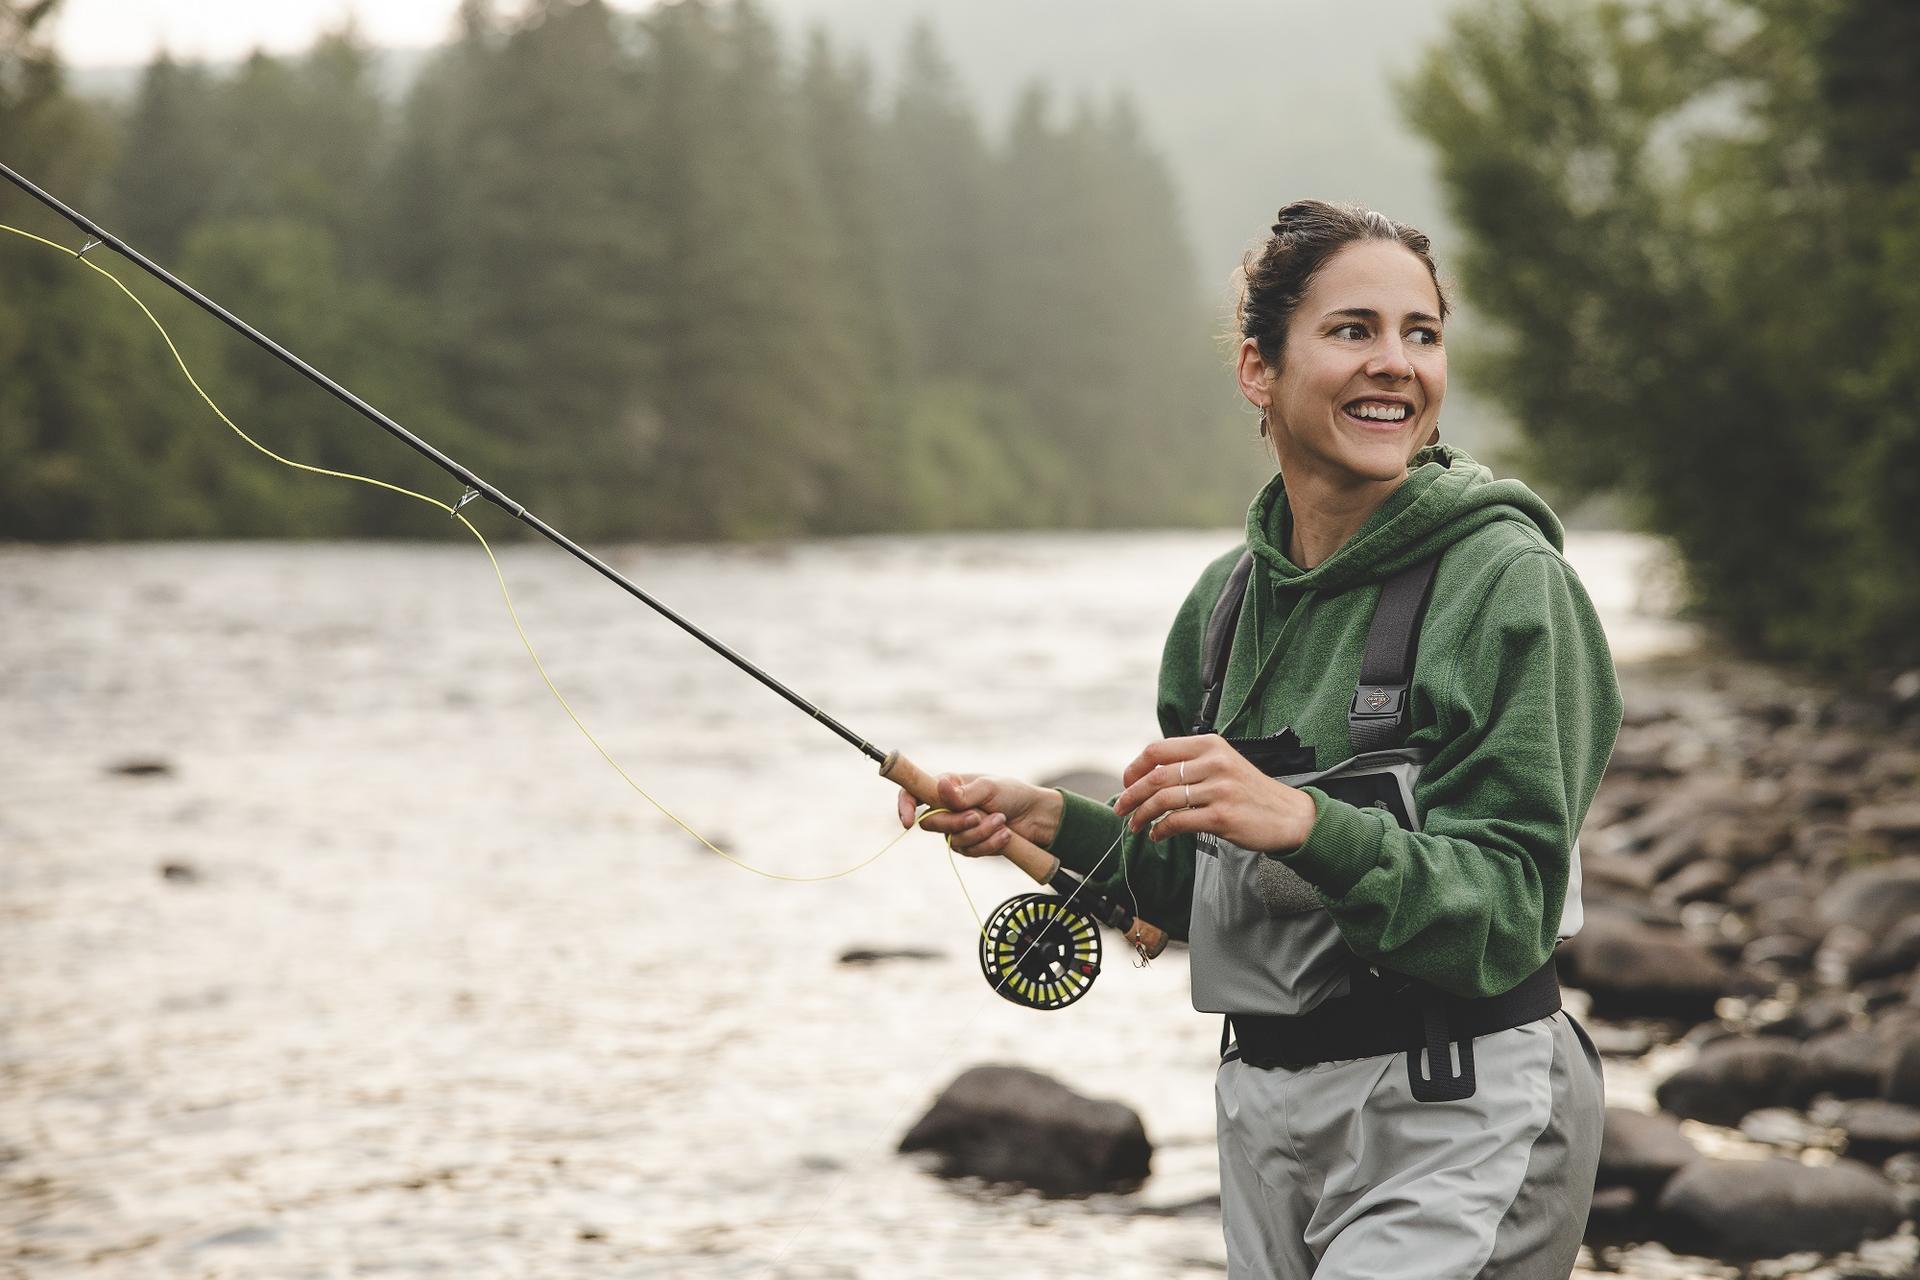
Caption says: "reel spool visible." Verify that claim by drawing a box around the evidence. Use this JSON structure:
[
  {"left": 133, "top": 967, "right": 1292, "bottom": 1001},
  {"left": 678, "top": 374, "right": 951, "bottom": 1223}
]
[{"left": 978, "top": 892, "right": 1102, "bottom": 1010}]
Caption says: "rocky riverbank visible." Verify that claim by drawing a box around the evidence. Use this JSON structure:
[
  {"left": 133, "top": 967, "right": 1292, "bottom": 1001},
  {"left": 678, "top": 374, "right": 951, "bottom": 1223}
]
[{"left": 1568, "top": 655, "right": 1920, "bottom": 1274}]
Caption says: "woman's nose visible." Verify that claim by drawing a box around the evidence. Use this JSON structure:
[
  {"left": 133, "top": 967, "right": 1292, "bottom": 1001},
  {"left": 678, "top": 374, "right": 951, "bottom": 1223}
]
[{"left": 1366, "top": 338, "right": 1415, "bottom": 381}]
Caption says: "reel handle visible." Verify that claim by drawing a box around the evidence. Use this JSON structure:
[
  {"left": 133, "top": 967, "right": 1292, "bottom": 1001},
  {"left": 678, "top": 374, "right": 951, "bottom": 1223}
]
[{"left": 881, "top": 749, "right": 1168, "bottom": 959}]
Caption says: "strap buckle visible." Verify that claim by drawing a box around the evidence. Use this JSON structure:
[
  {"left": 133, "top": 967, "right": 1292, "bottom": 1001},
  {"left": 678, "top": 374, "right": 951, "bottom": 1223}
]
[{"left": 1349, "top": 683, "right": 1408, "bottom": 722}]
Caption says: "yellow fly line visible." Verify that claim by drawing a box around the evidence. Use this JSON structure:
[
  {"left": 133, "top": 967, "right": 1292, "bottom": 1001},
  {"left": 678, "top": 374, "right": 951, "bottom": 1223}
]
[{"left": 0, "top": 218, "right": 999, "bottom": 908}]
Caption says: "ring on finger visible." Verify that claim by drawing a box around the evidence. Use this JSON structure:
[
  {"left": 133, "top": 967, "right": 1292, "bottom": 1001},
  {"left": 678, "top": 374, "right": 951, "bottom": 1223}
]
[
  {"left": 1185, "top": 783, "right": 1193, "bottom": 809},
  {"left": 1179, "top": 761, "right": 1187, "bottom": 785}
]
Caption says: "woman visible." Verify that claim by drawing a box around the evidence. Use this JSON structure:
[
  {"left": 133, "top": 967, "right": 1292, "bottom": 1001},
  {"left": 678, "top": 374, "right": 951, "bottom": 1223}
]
[{"left": 899, "top": 201, "right": 1620, "bottom": 1278}]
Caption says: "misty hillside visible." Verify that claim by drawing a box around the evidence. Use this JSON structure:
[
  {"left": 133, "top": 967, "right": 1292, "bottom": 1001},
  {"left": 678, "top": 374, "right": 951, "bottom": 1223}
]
[{"left": 771, "top": 0, "right": 1470, "bottom": 282}]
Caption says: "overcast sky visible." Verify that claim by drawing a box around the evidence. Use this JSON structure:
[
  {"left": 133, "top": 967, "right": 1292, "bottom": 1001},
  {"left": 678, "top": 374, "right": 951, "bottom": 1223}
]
[{"left": 54, "top": 0, "right": 478, "bottom": 67}]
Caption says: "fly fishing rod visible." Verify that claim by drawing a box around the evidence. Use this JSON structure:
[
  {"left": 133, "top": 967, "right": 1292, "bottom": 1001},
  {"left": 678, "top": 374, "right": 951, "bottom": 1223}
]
[{"left": 0, "top": 160, "right": 1168, "bottom": 1007}]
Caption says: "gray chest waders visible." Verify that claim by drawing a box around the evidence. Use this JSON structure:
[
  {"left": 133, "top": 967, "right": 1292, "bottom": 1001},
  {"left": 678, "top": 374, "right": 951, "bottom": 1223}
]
[{"left": 1192, "top": 551, "right": 1561, "bottom": 1104}]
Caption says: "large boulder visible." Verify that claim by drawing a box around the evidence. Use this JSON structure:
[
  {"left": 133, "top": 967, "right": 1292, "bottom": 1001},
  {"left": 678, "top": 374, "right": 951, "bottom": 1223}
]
[
  {"left": 1559, "top": 909, "right": 1733, "bottom": 1020},
  {"left": 898, "top": 1064, "right": 1151, "bottom": 1196},
  {"left": 1653, "top": 1158, "right": 1905, "bottom": 1259},
  {"left": 1597, "top": 1107, "right": 1700, "bottom": 1195},
  {"left": 1654, "top": 1038, "right": 1805, "bottom": 1126}
]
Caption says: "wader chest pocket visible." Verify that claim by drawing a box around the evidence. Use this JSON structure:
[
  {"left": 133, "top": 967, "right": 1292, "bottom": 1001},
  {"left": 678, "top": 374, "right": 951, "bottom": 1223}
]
[{"left": 1310, "top": 769, "right": 1416, "bottom": 830}]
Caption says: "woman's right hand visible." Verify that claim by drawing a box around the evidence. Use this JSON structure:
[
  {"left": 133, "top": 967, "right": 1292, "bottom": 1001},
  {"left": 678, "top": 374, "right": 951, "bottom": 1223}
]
[{"left": 896, "top": 773, "right": 1065, "bottom": 858}]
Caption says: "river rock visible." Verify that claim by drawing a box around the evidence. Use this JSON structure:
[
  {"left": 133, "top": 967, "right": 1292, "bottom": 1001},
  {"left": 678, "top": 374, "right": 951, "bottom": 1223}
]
[
  {"left": 1653, "top": 1157, "right": 1905, "bottom": 1259},
  {"left": 109, "top": 758, "right": 173, "bottom": 777},
  {"left": 1656, "top": 859, "right": 1736, "bottom": 907},
  {"left": 1727, "top": 864, "right": 1812, "bottom": 911},
  {"left": 1853, "top": 802, "right": 1920, "bottom": 844},
  {"left": 1817, "top": 859, "right": 1920, "bottom": 940},
  {"left": 1598, "top": 1108, "right": 1700, "bottom": 1194},
  {"left": 1581, "top": 850, "right": 1658, "bottom": 898},
  {"left": 898, "top": 1064, "right": 1151, "bottom": 1196},
  {"left": 1761, "top": 991, "right": 1855, "bottom": 1040},
  {"left": 837, "top": 947, "right": 943, "bottom": 966},
  {"left": 1557, "top": 909, "right": 1733, "bottom": 1020},
  {"left": 1839, "top": 1100, "right": 1920, "bottom": 1164},
  {"left": 1804, "top": 1028, "right": 1901, "bottom": 1100},
  {"left": 1654, "top": 1038, "right": 1805, "bottom": 1126},
  {"left": 1888, "top": 1034, "right": 1920, "bottom": 1104},
  {"left": 1854, "top": 916, "right": 1920, "bottom": 983},
  {"left": 1583, "top": 1184, "right": 1653, "bottom": 1245},
  {"left": 1742, "top": 933, "right": 1817, "bottom": 976}
]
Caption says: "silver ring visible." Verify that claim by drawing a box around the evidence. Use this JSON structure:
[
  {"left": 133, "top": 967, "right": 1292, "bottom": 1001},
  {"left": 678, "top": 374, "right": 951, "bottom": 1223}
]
[
  {"left": 1184, "top": 783, "right": 1194, "bottom": 809},
  {"left": 1179, "top": 761, "right": 1187, "bottom": 784}
]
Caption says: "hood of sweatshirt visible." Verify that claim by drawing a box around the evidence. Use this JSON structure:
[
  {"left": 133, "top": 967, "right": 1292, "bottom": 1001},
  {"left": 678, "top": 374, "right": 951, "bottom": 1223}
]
[{"left": 1245, "top": 445, "right": 1564, "bottom": 594}]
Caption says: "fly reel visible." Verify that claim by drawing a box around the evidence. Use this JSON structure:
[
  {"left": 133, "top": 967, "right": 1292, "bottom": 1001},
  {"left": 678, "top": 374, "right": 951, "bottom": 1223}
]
[{"left": 978, "top": 892, "right": 1102, "bottom": 1010}]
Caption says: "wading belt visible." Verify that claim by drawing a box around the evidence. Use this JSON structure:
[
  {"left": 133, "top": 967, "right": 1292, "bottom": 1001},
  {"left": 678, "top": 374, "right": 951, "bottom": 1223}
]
[
  {"left": 1198, "top": 549, "right": 1562, "bottom": 1101},
  {"left": 1222, "top": 960, "right": 1561, "bottom": 1076}
]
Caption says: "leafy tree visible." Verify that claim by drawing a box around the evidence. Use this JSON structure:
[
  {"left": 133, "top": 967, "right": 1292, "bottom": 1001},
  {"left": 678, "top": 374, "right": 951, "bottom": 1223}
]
[{"left": 1404, "top": 0, "right": 1920, "bottom": 670}]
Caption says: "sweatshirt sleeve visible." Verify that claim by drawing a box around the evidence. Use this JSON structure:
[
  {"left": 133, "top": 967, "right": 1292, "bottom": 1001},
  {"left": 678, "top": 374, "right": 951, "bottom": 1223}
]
[
  {"left": 1044, "top": 546, "right": 1245, "bottom": 942},
  {"left": 1273, "top": 547, "right": 1623, "bottom": 998}
]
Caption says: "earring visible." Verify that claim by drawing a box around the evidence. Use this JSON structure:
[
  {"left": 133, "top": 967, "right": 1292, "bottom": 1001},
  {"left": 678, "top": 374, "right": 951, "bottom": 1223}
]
[{"left": 1258, "top": 407, "right": 1270, "bottom": 439}]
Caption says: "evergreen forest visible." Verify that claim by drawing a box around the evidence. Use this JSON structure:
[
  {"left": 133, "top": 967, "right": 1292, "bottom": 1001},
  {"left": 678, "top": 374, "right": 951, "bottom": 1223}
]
[
  {"left": 6, "top": 0, "right": 1919, "bottom": 674},
  {"left": 0, "top": 0, "right": 1253, "bottom": 542}
]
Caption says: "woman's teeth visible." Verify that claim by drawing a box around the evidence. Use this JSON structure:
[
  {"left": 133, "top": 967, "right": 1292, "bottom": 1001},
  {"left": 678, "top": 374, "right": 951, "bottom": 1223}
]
[{"left": 1347, "top": 403, "right": 1409, "bottom": 421}]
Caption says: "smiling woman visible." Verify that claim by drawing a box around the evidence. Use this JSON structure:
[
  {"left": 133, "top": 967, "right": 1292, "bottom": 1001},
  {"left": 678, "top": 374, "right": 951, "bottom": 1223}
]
[
  {"left": 902, "top": 200, "right": 1623, "bottom": 1279},
  {"left": 1235, "top": 202, "right": 1451, "bottom": 568}
]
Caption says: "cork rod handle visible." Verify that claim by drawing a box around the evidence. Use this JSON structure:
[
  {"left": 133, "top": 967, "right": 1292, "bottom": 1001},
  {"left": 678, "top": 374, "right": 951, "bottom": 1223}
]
[{"left": 880, "top": 748, "right": 1169, "bottom": 959}]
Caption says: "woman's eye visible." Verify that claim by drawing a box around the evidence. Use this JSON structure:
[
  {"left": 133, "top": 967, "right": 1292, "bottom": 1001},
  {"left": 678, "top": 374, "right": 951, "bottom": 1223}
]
[
  {"left": 1332, "top": 323, "right": 1367, "bottom": 340},
  {"left": 1408, "top": 326, "right": 1441, "bottom": 346}
]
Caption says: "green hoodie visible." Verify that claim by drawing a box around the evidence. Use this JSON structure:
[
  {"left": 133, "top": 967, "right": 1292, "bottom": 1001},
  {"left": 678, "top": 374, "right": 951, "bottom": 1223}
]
[{"left": 1049, "top": 446, "right": 1623, "bottom": 1000}]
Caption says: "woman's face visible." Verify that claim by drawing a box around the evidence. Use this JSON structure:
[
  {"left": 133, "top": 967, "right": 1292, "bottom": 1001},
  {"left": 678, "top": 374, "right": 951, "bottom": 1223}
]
[{"left": 1240, "top": 239, "right": 1447, "bottom": 488}]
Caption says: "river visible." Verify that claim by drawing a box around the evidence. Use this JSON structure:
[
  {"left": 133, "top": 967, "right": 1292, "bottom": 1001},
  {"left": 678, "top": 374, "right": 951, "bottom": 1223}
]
[{"left": 2, "top": 530, "right": 1698, "bottom": 1277}]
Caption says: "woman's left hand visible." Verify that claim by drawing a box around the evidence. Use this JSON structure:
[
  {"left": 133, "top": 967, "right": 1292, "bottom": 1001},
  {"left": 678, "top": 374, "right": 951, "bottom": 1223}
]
[{"left": 1113, "top": 734, "right": 1318, "bottom": 853}]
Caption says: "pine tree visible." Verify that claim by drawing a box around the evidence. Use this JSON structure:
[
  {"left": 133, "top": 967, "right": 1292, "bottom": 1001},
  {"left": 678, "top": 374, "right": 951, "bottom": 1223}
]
[
  {"left": 634, "top": 0, "right": 858, "bottom": 538},
  {"left": 796, "top": 29, "right": 906, "bottom": 529},
  {"left": 435, "top": 0, "right": 659, "bottom": 535},
  {"left": 107, "top": 54, "right": 223, "bottom": 259}
]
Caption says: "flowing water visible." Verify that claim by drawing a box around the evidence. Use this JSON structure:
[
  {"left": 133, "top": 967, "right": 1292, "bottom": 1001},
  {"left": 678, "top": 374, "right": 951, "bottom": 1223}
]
[{"left": 1, "top": 531, "right": 1697, "bottom": 1278}]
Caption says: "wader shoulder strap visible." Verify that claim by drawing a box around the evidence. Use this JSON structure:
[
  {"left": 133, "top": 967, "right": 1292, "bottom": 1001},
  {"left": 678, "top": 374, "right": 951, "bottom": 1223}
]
[
  {"left": 1192, "top": 549, "right": 1441, "bottom": 749},
  {"left": 1192, "top": 549, "right": 1255, "bottom": 735},
  {"left": 1347, "top": 556, "right": 1441, "bottom": 755}
]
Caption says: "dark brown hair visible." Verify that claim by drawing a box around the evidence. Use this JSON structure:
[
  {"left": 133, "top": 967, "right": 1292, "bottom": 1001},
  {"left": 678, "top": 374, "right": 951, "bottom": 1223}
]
[{"left": 1236, "top": 200, "right": 1449, "bottom": 369}]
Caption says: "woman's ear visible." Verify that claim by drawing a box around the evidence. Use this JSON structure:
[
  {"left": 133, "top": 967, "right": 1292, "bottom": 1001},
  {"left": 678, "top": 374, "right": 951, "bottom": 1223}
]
[{"left": 1236, "top": 337, "right": 1273, "bottom": 426}]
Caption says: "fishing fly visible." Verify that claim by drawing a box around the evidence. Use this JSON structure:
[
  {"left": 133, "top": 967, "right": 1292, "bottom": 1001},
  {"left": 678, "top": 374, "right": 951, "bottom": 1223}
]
[{"left": 0, "top": 160, "right": 1169, "bottom": 1009}]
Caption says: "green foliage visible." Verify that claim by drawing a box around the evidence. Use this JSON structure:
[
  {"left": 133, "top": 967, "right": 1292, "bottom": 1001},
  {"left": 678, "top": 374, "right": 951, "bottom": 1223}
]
[
  {"left": 0, "top": 1, "right": 1245, "bottom": 543},
  {"left": 1405, "top": 0, "right": 1920, "bottom": 670}
]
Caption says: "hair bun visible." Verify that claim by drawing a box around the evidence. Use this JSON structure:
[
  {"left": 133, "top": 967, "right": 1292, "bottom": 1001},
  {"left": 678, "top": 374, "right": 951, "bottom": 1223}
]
[{"left": 1270, "top": 199, "right": 1330, "bottom": 238}]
